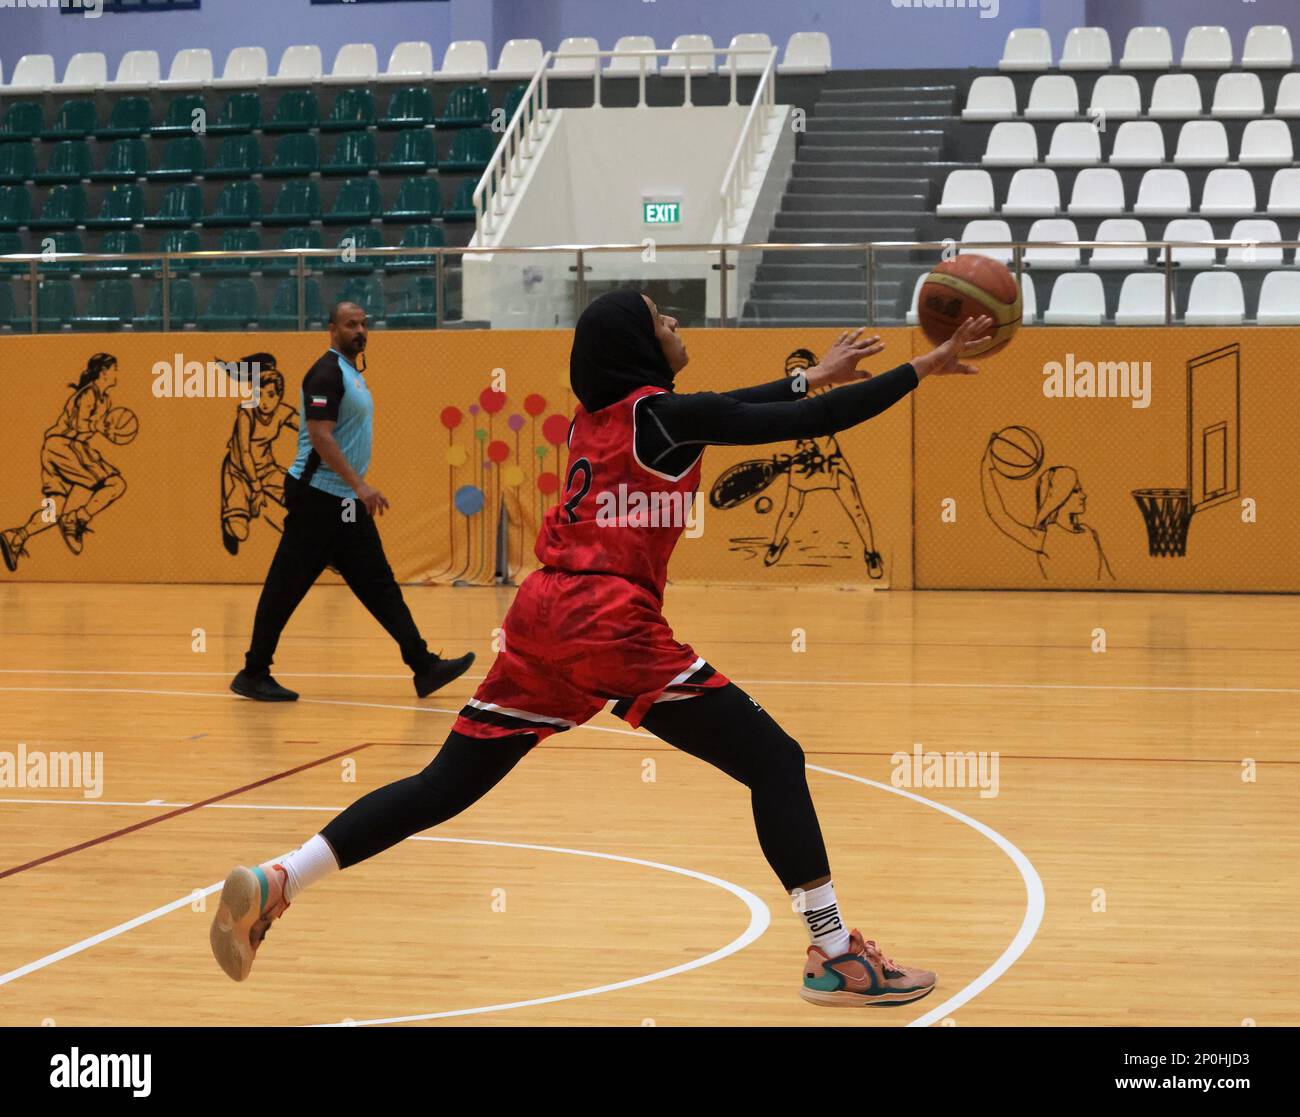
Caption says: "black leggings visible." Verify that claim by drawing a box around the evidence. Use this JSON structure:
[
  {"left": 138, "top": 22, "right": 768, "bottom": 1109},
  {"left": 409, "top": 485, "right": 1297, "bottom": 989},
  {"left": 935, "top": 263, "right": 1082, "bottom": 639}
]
[{"left": 321, "top": 683, "right": 831, "bottom": 892}]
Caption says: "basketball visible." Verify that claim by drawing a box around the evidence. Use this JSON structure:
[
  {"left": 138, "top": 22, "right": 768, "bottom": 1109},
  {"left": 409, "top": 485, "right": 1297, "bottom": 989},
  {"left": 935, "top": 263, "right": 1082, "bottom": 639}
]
[
  {"left": 103, "top": 406, "right": 139, "bottom": 445},
  {"left": 918, "top": 256, "right": 1023, "bottom": 357},
  {"left": 988, "top": 424, "right": 1044, "bottom": 479}
]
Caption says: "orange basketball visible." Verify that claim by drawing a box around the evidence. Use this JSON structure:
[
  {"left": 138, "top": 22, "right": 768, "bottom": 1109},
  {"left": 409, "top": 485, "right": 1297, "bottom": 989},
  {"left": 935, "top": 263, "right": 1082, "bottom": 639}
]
[
  {"left": 917, "top": 255, "right": 1023, "bottom": 358},
  {"left": 104, "top": 406, "right": 139, "bottom": 446}
]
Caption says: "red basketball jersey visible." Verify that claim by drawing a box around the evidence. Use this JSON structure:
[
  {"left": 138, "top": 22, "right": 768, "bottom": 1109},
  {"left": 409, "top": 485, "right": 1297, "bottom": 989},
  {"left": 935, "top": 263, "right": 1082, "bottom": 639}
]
[{"left": 534, "top": 385, "right": 701, "bottom": 597}]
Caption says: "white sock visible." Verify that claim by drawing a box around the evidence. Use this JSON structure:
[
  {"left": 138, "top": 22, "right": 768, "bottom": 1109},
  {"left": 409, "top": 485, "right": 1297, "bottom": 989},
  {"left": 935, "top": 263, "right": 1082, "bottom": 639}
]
[
  {"left": 268, "top": 834, "right": 339, "bottom": 902},
  {"left": 795, "top": 880, "right": 852, "bottom": 957}
]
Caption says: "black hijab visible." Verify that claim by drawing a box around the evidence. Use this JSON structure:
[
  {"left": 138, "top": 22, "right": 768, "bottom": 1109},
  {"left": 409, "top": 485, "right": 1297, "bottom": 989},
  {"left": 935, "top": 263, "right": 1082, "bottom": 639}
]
[{"left": 569, "top": 289, "right": 676, "bottom": 412}]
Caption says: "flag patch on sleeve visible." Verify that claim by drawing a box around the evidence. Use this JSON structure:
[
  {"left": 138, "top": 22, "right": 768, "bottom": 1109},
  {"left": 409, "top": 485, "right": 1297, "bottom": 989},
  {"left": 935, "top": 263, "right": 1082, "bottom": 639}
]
[{"left": 310, "top": 395, "right": 328, "bottom": 406}]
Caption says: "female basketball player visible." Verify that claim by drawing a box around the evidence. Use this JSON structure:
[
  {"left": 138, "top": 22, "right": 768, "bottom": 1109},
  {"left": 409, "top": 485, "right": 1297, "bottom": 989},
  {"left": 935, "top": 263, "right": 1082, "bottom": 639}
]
[{"left": 211, "top": 291, "right": 992, "bottom": 1007}]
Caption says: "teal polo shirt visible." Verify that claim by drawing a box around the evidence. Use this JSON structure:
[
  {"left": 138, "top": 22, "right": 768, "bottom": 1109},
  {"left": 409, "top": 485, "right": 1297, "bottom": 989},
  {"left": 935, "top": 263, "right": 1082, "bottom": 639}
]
[{"left": 288, "top": 349, "right": 374, "bottom": 499}]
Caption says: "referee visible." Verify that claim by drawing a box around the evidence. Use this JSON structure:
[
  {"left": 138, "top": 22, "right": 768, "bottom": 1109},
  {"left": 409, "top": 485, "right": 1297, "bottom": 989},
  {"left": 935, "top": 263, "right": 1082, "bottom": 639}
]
[{"left": 230, "top": 301, "right": 473, "bottom": 702}]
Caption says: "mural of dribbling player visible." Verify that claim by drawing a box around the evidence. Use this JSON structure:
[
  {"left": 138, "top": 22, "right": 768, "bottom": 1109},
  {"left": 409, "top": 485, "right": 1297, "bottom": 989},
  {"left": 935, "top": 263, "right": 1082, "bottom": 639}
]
[
  {"left": 1, "top": 353, "right": 136, "bottom": 573},
  {"left": 218, "top": 353, "right": 299, "bottom": 555},
  {"left": 981, "top": 425, "right": 1114, "bottom": 583}
]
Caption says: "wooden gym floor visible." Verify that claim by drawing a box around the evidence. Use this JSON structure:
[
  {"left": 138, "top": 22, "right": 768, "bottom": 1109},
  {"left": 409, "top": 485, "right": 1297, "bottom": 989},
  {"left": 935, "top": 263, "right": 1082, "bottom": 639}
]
[{"left": 0, "top": 582, "right": 1296, "bottom": 1027}]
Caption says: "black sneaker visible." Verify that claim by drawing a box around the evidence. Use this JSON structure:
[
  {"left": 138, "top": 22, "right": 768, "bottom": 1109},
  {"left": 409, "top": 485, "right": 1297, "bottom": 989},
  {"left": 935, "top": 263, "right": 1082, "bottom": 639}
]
[
  {"left": 413, "top": 652, "right": 475, "bottom": 698},
  {"left": 230, "top": 670, "right": 299, "bottom": 702}
]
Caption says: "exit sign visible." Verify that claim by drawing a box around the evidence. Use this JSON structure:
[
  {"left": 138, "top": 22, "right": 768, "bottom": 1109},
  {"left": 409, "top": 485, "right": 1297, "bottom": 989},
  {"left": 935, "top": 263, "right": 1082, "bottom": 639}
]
[{"left": 643, "top": 201, "right": 681, "bottom": 225}]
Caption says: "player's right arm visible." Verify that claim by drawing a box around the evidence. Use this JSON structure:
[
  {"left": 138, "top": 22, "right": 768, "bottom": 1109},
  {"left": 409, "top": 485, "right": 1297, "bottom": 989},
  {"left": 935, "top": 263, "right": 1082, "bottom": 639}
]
[{"left": 980, "top": 442, "right": 1045, "bottom": 553}]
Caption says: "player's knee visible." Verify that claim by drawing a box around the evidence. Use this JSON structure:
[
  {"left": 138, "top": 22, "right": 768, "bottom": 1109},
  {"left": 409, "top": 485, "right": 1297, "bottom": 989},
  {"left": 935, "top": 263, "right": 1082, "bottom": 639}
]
[{"left": 759, "top": 730, "right": 807, "bottom": 784}]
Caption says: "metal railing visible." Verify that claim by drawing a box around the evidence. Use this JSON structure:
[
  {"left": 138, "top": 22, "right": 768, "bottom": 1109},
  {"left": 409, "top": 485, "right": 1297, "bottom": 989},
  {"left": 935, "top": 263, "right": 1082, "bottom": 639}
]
[{"left": 719, "top": 48, "right": 780, "bottom": 236}]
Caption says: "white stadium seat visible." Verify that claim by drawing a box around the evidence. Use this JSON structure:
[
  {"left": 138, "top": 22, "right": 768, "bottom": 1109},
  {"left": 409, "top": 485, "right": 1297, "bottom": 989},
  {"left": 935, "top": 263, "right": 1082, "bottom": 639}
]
[
  {"left": 1088, "top": 75, "right": 1142, "bottom": 121},
  {"left": 494, "top": 39, "right": 544, "bottom": 79},
  {"left": 1109, "top": 121, "right": 1166, "bottom": 166},
  {"left": 1266, "top": 169, "right": 1300, "bottom": 216},
  {"left": 1121, "top": 27, "right": 1173, "bottom": 70},
  {"left": 937, "top": 170, "right": 996, "bottom": 216},
  {"left": 1003, "top": 169, "right": 1061, "bottom": 216},
  {"left": 959, "top": 220, "right": 1014, "bottom": 266},
  {"left": 1044, "top": 272, "right": 1106, "bottom": 325},
  {"left": 214, "top": 47, "right": 268, "bottom": 88},
  {"left": 1238, "top": 120, "right": 1294, "bottom": 167},
  {"left": 1045, "top": 122, "right": 1102, "bottom": 166},
  {"left": 1255, "top": 271, "right": 1300, "bottom": 325},
  {"left": 163, "top": 48, "right": 213, "bottom": 87},
  {"left": 999, "top": 29, "right": 1052, "bottom": 72},
  {"left": 1226, "top": 220, "right": 1283, "bottom": 269},
  {"left": 779, "top": 31, "right": 831, "bottom": 75},
  {"left": 1134, "top": 169, "right": 1192, "bottom": 216},
  {"left": 553, "top": 37, "right": 601, "bottom": 75},
  {"left": 1149, "top": 74, "right": 1203, "bottom": 119},
  {"left": 439, "top": 40, "right": 489, "bottom": 81},
  {"left": 1200, "top": 169, "right": 1256, "bottom": 216},
  {"left": 326, "top": 43, "right": 378, "bottom": 85},
  {"left": 1276, "top": 74, "right": 1300, "bottom": 118},
  {"left": 61, "top": 52, "right": 107, "bottom": 93},
  {"left": 1181, "top": 26, "right": 1233, "bottom": 70},
  {"left": 723, "top": 33, "right": 774, "bottom": 75},
  {"left": 1025, "top": 75, "right": 1079, "bottom": 119},
  {"left": 9, "top": 54, "right": 53, "bottom": 91},
  {"left": 982, "top": 122, "right": 1038, "bottom": 166},
  {"left": 1115, "top": 274, "right": 1171, "bottom": 325},
  {"left": 270, "top": 44, "right": 322, "bottom": 85},
  {"left": 1068, "top": 168, "right": 1126, "bottom": 216},
  {"left": 1021, "top": 272, "right": 1038, "bottom": 324},
  {"left": 1185, "top": 272, "right": 1245, "bottom": 325},
  {"left": 963, "top": 76, "right": 1017, "bottom": 121},
  {"left": 1163, "top": 219, "right": 1217, "bottom": 268},
  {"left": 606, "top": 36, "right": 658, "bottom": 75},
  {"left": 1242, "top": 25, "right": 1293, "bottom": 69},
  {"left": 1173, "top": 121, "right": 1229, "bottom": 167},
  {"left": 1025, "top": 219, "right": 1081, "bottom": 268},
  {"left": 114, "top": 50, "right": 160, "bottom": 89},
  {"left": 663, "top": 34, "right": 716, "bottom": 74},
  {"left": 1090, "top": 219, "right": 1150, "bottom": 269},
  {"left": 383, "top": 42, "right": 434, "bottom": 82},
  {"left": 1211, "top": 73, "right": 1265, "bottom": 118},
  {"left": 1060, "top": 27, "right": 1112, "bottom": 71}
]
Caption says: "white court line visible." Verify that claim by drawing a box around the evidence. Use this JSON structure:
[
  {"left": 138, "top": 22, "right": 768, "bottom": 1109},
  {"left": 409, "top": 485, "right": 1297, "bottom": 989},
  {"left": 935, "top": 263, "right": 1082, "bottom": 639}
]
[{"left": 0, "top": 686, "right": 1044, "bottom": 1025}]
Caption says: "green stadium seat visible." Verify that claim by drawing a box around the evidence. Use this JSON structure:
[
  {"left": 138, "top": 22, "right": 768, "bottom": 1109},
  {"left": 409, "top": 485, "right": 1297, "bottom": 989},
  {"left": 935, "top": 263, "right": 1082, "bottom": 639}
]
[
  {"left": 334, "top": 273, "right": 385, "bottom": 319},
  {"left": 444, "top": 178, "right": 478, "bottom": 223},
  {"left": 0, "top": 143, "right": 35, "bottom": 184},
  {"left": 0, "top": 102, "right": 44, "bottom": 140},
  {"left": 442, "top": 129, "right": 494, "bottom": 172},
  {"left": 206, "top": 180, "right": 261, "bottom": 226},
  {"left": 74, "top": 279, "right": 135, "bottom": 330},
  {"left": 0, "top": 280, "right": 28, "bottom": 330},
  {"left": 386, "top": 224, "right": 445, "bottom": 269},
  {"left": 322, "top": 88, "right": 375, "bottom": 132},
  {"left": 382, "top": 176, "right": 442, "bottom": 223},
  {"left": 0, "top": 185, "right": 32, "bottom": 229},
  {"left": 42, "top": 99, "right": 97, "bottom": 140},
  {"left": 379, "top": 129, "right": 436, "bottom": 173},
  {"left": 30, "top": 184, "right": 87, "bottom": 229},
  {"left": 136, "top": 277, "right": 198, "bottom": 330},
  {"left": 83, "top": 230, "right": 142, "bottom": 274},
  {"left": 325, "top": 225, "right": 383, "bottom": 271},
  {"left": 323, "top": 131, "right": 377, "bottom": 175},
  {"left": 265, "top": 90, "right": 318, "bottom": 133},
  {"left": 265, "top": 179, "right": 321, "bottom": 225},
  {"left": 38, "top": 231, "right": 84, "bottom": 273},
  {"left": 144, "top": 183, "right": 202, "bottom": 227},
  {"left": 37, "top": 278, "right": 77, "bottom": 330},
  {"left": 145, "top": 228, "right": 202, "bottom": 274},
  {"left": 35, "top": 141, "right": 91, "bottom": 185},
  {"left": 97, "top": 97, "right": 152, "bottom": 139},
  {"left": 0, "top": 231, "right": 26, "bottom": 276},
  {"left": 208, "top": 134, "right": 261, "bottom": 179},
  {"left": 85, "top": 183, "right": 145, "bottom": 229},
  {"left": 148, "top": 136, "right": 205, "bottom": 181},
  {"left": 379, "top": 86, "right": 435, "bottom": 130},
  {"left": 199, "top": 278, "right": 260, "bottom": 329},
  {"left": 387, "top": 275, "right": 438, "bottom": 328},
  {"left": 202, "top": 228, "right": 263, "bottom": 274},
  {"left": 266, "top": 132, "right": 318, "bottom": 177},
  {"left": 325, "top": 177, "right": 380, "bottom": 224},
  {"left": 264, "top": 226, "right": 322, "bottom": 273},
  {"left": 436, "top": 85, "right": 491, "bottom": 128},
  {"left": 155, "top": 93, "right": 206, "bottom": 136},
  {"left": 264, "top": 276, "right": 325, "bottom": 330},
  {"left": 503, "top": 84, "right": 528, "bottom": 124},
  {"left": 209, "top": 92, "right": 261, "bottom": 135},
  {"left": 91, "top": 139, "right": 148, "bottom": 183}
]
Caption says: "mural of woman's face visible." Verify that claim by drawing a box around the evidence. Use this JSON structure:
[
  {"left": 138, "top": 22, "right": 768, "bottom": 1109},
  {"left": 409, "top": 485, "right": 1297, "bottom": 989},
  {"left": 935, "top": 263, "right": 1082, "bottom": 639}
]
[
  {"left": 99, "top": 362, "right": 118, "bottom": 391},
  {"left": 1063, "top": 483, "right": 1086, "bottom": 518},
  {"left": 258, "top": 380, "right": 281, "bottom": 416}
]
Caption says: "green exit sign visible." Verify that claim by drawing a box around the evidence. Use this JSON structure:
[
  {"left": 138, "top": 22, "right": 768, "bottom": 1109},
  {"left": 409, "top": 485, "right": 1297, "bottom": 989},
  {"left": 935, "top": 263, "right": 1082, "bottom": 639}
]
[{"left": 643, "top": 201, "right": 681, "bottom": 225}]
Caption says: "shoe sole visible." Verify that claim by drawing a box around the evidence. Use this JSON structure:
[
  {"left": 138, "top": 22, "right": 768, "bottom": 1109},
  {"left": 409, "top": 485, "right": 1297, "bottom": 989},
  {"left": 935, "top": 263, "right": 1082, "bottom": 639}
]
[
  {"left": 210, "top": 867, "right": 261, "bottom": 982},
  {"left": 799, "top": 982, "right": 936, "bottom": 1007},
  {"left": 229, "top": 681, "right": 298, "bottom": 702}
]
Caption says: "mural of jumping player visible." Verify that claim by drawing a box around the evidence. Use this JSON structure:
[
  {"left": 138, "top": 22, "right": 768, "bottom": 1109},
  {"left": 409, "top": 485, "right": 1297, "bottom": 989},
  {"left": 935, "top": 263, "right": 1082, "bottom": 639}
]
[
  {"left": 763, "top": 348, "right": 884, "bottom": 577},
  {"left": 1, "top": 353, "right": 135, "bottom": 573},
  {"left": 219, "top": 353, "right": 299, "bottom": 555},
  {"left": 980, "top": 424, "right": 1114, "bottom": 583}
]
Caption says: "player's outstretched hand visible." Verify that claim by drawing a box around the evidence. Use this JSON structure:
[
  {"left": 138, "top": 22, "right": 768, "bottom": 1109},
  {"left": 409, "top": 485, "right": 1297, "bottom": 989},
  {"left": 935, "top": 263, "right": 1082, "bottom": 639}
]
[
  {"left": 913, "top": 315, "right": 994, "bottom": 380},
  {"left": 809, "top": 328, "right": 888, "bottom": 389}
]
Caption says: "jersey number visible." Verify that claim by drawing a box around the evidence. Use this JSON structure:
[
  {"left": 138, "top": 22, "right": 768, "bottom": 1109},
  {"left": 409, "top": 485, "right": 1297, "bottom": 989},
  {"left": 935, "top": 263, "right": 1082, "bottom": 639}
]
[{"left": 562, "top": 458, "right": 593, "bottom": 524}]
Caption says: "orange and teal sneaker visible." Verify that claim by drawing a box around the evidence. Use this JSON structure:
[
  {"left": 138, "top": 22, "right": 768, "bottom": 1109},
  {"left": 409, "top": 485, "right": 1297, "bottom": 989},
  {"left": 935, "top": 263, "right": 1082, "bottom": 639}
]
[
  {"left": 800, "top": 930, "right": 936, "bottom": 1007},
  {"left": 209, "top": 864, "right": 290, "bottom": 982}
]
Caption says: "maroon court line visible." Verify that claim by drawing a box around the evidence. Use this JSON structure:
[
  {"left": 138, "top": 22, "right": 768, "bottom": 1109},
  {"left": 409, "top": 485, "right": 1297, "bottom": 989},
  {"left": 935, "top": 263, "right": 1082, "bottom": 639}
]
[{"left": 0, "top": 742, "right": 376, "bottom": 882}]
